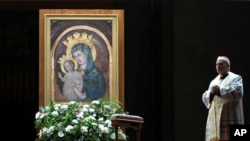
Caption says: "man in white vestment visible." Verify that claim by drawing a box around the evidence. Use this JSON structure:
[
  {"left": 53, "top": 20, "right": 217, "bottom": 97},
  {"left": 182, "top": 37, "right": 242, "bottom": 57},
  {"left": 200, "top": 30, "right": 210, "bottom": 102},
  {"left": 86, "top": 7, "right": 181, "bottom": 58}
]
[{"left": 202, "top": 56, "right": 244, "bottom": 141}]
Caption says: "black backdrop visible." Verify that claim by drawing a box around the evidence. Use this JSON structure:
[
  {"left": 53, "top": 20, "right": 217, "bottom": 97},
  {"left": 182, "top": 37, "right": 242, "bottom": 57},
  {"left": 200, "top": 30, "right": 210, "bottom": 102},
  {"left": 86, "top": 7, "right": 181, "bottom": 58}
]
[{"left": 0, "top": 0, "right": 249, "bottom": 141}]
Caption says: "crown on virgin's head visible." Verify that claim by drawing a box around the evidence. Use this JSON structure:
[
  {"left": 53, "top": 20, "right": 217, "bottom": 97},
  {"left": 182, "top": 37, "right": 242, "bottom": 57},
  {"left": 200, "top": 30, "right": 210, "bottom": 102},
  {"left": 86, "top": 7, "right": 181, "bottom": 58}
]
[{"left": 62, "top": 32, "right": 96, "bottom": 61}]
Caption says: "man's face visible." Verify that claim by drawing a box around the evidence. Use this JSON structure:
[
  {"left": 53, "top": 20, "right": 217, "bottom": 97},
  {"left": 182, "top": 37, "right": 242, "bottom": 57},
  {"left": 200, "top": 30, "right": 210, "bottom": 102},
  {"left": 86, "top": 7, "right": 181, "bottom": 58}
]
[{"left": 216, "top": 60, "right": 229, "bottom": 75}]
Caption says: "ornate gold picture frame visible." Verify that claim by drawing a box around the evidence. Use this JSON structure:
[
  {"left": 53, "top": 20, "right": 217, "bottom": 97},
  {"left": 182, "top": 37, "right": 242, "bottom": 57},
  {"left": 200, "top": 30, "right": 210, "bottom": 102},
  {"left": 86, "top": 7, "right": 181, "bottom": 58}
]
[{"left": 39, "top": 9, "right": 124, "bottom": 107}]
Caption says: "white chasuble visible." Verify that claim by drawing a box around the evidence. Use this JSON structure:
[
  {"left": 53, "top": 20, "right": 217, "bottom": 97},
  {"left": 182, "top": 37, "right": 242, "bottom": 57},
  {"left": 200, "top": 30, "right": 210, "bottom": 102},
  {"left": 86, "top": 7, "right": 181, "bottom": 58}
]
[{"left": 202, "top": 72, "right": 244, "bottom": 141}]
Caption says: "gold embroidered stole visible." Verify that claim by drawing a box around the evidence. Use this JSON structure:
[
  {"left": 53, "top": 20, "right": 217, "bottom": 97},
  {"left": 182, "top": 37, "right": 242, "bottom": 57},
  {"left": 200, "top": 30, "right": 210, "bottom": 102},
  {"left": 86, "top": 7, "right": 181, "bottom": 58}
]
[
  {"left": 208, "top": 76, "right": 230, "bottom": 141},
  {"left": 209, "top": 96, "right": 223, "bottom": 141}
]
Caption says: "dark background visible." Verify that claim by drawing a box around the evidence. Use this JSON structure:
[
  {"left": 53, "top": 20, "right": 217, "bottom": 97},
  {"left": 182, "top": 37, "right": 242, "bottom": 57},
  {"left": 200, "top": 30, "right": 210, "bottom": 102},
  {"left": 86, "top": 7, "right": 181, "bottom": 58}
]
[{"left": 0, "top": 0, "right": 249, "bottom": 141}]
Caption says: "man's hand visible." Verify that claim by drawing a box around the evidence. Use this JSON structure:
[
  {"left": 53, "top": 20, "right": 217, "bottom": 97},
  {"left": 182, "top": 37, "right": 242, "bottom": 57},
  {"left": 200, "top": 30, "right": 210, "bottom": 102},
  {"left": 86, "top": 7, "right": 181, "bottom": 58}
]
[{"left": 211, "top": 85, "right": 219, "bottom": 95}]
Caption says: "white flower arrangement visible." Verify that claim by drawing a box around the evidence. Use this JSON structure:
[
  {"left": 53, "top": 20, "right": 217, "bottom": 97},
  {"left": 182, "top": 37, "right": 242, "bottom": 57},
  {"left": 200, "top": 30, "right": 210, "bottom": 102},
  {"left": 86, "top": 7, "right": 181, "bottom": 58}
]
[{"left": 34, "top": 99, "right": 127, "bottom": 141}]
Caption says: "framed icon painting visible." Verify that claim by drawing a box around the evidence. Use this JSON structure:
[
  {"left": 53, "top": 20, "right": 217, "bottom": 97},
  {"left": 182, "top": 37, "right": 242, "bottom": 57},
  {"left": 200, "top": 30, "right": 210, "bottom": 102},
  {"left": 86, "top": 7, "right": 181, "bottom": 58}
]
[{"left": 39, "top": 9, "right": 124, "bottom": 107}]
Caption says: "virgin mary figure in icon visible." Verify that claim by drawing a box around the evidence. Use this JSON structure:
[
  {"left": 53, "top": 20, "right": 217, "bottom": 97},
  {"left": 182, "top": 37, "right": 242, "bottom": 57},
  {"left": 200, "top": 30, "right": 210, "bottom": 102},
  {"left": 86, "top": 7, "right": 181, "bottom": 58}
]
[{"left": 57, "top": 32, "right": 106, "bottom": 102}]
